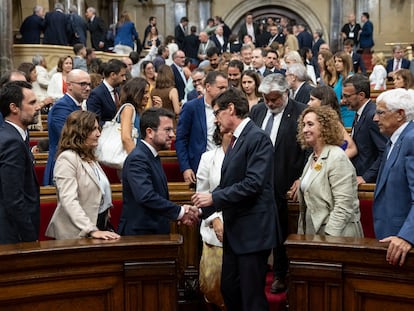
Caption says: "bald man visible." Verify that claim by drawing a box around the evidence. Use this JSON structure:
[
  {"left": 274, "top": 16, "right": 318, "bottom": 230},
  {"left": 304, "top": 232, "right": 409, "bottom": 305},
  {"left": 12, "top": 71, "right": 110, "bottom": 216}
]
[{"left": 44, "top": 69, "right": 91, "bottom": 185}]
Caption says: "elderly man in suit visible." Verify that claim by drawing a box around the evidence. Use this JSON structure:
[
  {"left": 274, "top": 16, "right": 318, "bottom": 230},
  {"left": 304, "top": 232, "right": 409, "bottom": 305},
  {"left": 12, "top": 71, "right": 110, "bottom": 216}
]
[
  {"left": 238, "top": 12, "right": 259, "bottom": 44},
  {"left": 175, "top": 71, "right": 228, "bottom": 184},
  {"left": 19, "top": 5, "right": 45, "bottom": 44},
  {"left": 286, "top": 63, "right": 314, "bottom": 104},
  {"left": 170, "top": 50, "right": 187, "bottom": 101},
  {"left": 342, "top": 74, "right": 387, "bottom": 184},
  {"left": 251, "top": 73, "right": 306, "bottom": 293},
  {"left": 87, "top": 59, "right": 127, "bottom": 124},
  {"left": 44, "top": 69, "right": 91, "bottom": 185},
  {"left": 0, "top": 81, "right": 41, "bottom": 244},
  {"left": 43, "top": 2, "right": 69, "bottom": 45},
  {"left": 192, "top": 88, "right": 278, "bottom": 311},
  {"left": 373, "top": 88, "right": 414, "bottom": 267},
  {"left": 118, "top": 108, "right": 198, "bottom": 235},
  {"left": 85, "top": 7, "right": 106, "bottom": 51}
]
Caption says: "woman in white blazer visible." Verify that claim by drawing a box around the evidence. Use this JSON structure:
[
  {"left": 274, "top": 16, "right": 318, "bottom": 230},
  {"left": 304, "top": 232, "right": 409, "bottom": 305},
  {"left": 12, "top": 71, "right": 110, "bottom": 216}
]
[
  {"left": 46, "top": 111, "right": 120, "bottom": 240},
  {"left": 47, "top": 55, "right": 73, "bottom": 101},
  {"left": 296, "top": 106, "right": 363, "bottom": 237}
]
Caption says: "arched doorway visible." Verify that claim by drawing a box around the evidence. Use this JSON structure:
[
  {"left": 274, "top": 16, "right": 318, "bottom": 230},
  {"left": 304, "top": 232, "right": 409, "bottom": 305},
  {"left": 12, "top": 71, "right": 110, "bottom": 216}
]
[{"left": 224, "top": 0, "right": 328, "bottom": 44}]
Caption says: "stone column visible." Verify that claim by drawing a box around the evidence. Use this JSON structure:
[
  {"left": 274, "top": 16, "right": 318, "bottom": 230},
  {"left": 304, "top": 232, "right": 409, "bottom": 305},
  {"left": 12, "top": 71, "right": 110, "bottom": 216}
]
[
  {"left": 330, "top": 0, "right": 342, "bottom": 52},
  {"left": 0, "top": 0, "right": 13, "bottom": 74}
]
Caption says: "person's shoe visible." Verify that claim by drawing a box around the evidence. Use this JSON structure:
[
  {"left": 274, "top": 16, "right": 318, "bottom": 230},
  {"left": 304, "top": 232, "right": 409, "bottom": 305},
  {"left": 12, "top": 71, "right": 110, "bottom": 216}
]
[{"left": 270, "top": 277, "right": 287, "bottom": 294}]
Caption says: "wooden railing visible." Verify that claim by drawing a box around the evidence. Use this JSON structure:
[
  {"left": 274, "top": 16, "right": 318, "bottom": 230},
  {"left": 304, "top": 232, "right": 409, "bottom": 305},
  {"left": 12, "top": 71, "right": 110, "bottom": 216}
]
[
  {"left": 0, "top": 235, "right": 182, "bottom": 311},
  {"left": 286, "top": 234, "right": 414, "bottom": 311}
]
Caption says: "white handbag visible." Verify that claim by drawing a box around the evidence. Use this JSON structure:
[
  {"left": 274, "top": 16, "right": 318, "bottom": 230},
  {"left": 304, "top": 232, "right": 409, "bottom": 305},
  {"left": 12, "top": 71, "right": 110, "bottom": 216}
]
[{"left": 96, "top": 103, "right": 138, "bottom": 169}]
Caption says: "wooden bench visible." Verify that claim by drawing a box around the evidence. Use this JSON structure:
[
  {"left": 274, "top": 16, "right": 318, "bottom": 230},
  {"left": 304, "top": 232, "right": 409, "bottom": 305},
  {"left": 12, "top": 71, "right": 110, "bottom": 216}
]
[{"left": 286, "top": 234, "right": 414, "bottom": 311}]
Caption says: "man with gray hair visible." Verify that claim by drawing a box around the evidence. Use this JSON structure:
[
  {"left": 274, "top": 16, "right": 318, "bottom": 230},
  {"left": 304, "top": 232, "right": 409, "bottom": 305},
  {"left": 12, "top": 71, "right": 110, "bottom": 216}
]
[
  {"left": 85, "top": 7, "right": 107, "bottom": 51},
  {"left": 43, "top": 2, "right": 69, "bottom": 45},
  {"left": 68, "top": 5, "right": 87, "bottom": 45},
  {"left": 373, "top": 88, "right": 414, "bottom": 267},
  {"left": 19, "top": 5, "right": 45, "bottom": 44},
  {"left": 250, "top": 74, "right": 307, "bottom": 293},
  {"left": 286, "top": 63, "right": 314, "bottom": 104}
]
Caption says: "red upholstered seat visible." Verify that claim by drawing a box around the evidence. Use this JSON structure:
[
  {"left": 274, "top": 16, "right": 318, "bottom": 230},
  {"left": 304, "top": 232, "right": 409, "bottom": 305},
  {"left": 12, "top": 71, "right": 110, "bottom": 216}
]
[
  {"left": 35, "top": 165, "right": 46, "bottom": 185},
  {"left": 110, "top": 200, "right": 123, "bottom": 232},
  {"left": 359, "top": 199, "right": 375, "bottom": 238},
  {"left": 39, "top": 201, "right": 57, "bottom": 241},
  {"left": 162, "top": 162, "right": 184, "bottom": 182}
]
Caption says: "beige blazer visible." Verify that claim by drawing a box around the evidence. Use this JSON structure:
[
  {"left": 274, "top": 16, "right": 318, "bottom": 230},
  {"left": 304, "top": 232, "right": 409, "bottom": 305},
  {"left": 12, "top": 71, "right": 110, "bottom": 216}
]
[
  {"left": 298, "top": 145, "right": 363, "bottom": 237},
  {"left": 46, "top": 150, "right": 108, "bottom": 239}
]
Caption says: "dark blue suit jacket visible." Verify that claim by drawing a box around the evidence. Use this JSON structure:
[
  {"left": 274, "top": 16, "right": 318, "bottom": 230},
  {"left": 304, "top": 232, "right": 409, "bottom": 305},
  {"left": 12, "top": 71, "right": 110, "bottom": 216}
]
[
  {"left": 351, "top": 100, "right": 387, "bottom": 182},
  {"left": 359, "top": 21, "right": 374, "bottom": 49},
  {"left": 171, "top": 64, "right": 186, "bottom": 101},
  {"left": 385, "top": 58, "right": 411, "bottom": 74},
  {"left": 294, "top": 82, "right": 314, "bottom": 105},
  {"left": 297, "top": 31, "right": 313, "bottom": 49},
  {"left": 0, "top": 122, "right": 39, "bottom": 243},
  {"left": 175, "top": 97, "right": 207, "bottom": 173},
  {"left": 86, "top": 82, "right": 117, "bottom": 125},
  {"left": 118, "top": 140, "right": 181, "bottom": 235},
  {"left": 87, "top": 16, "right": 106, "bottom": 51},
  {"left": 211, "top": 120, "right": 278, "bottom": 254},
  {"left": 374, "top": 122, "right": 414, "bottom": 244},
  {"left": 44, "top": 94, "right": 80, "bottom": 185},
  {"left": 20, "top": 13, "right": 45, "bottom": 44},
  {"left": 43, "top": 10, "right": 69, "bottom": 45}
]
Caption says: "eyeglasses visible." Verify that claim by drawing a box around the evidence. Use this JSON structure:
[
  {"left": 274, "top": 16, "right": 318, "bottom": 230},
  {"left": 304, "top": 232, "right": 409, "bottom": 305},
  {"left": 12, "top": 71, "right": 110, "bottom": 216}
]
[
  {"left": 70, "top": 81, "right": 91, "bottom": 88},
  {"left": 342, "top": 92, "right": 357, "bottom": 99},
  {"left": 213, "top": 107, "right": 227, "bottom": 117},
  {"left": 192, "top": 78, "right": 203, "bottom": 85}
]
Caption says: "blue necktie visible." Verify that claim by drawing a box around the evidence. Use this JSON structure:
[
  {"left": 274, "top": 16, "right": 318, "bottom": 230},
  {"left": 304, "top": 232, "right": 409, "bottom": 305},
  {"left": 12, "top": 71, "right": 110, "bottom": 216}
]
[{"left": 264, "top": 114, "right": 274, "bottom": 135}]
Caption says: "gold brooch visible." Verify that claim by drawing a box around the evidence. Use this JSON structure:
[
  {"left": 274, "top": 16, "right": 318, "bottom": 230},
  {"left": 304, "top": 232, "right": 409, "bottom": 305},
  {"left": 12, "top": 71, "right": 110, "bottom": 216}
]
[{"left": 314, "top": 162, "right": 322, "bottom": 171}]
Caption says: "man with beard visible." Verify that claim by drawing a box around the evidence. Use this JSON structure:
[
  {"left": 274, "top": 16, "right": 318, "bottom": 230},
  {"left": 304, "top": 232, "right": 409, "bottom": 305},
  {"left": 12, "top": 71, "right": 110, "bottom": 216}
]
[
  {"left": 227, "top": 59, "right": 243, "bottom": 90},
  {"left": 0, "top": 81, "right": 41, "bottom": 243},
  {"left": 118, "top": 108, "right": 199, "bottom": 235},
  {"left": 250, "top": 73, "right": 307, "bottom": 293}
]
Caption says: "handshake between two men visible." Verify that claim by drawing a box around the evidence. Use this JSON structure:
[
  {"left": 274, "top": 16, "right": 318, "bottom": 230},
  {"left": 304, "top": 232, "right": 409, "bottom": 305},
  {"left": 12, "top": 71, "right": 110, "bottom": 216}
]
[{"left": 179, "top": 192, "right": 214, "bottom": 226}]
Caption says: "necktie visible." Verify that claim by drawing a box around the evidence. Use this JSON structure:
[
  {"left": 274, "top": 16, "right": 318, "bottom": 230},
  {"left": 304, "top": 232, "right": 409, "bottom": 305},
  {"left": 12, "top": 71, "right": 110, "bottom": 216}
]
[
  {"left": 227, "top": 135, "right": 236, "bottom": 153},
  {"left": 351, "top": 113, "right": 359, "bottom": 137},
  {"left": 394, "top": 59, "right": 400, "bottom": 71},
  {"left": 113, "top": 89, "right": 120, "bottom": 109},
  {"left": 264, "top": 113, "right": 275, "bottom": 135},
  {"left": 386, "top": 140, "right": 393, "bottom": 160}
]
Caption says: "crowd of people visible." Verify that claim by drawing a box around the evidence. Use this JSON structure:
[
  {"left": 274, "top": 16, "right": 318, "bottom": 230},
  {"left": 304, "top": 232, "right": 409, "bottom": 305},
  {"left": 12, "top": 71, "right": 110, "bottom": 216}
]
[{"left": 1, "top": 5, "right": 414, "bottom": 311}]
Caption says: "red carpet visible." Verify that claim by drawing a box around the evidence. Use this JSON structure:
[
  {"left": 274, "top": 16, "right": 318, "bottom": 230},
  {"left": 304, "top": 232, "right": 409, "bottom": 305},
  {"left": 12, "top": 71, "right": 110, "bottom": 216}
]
[{"left": 265, "top": 272, "right": 287, "bottom": 311}]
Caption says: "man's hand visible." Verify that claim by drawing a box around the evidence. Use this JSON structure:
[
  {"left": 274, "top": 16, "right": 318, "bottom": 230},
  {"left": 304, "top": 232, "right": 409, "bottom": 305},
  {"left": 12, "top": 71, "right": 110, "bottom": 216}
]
[
  {"left": 192, "top": 192, "right": 213, "bottom": 208},
  {"left": 356, "top": 176, "right": 366, "bottom": 185},
  {"left": 180, "top": 205, "right": 200, "bottom": 226},
  {"left": 152, "top": 95, "right": 163, "bottom": 108},
  {"left": 380, "top": 236, "right": 412, "bottom": 266},
  {"left": 183, "top": 169, "right": 196, "bottom": 184}
]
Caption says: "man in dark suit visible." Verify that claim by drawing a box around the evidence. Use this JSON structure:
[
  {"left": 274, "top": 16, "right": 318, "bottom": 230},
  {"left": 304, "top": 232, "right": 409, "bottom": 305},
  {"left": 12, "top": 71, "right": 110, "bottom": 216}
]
[
  {"left": 385, "top": 45, "right": 411, "bottom": 80},
  {"left": 87, "top": 59, "right": 127, "bottom": 124},
  {"left": 118, "top": 108, "right": 198, "bottom": 235},
  {"left": 286, "top": 63, "right": 314, "bottom": 104},
  {"left": 85, "top": 7, "right": 106, "bottom": 51},
  {"left": 373, "top": 88, "right": 414, "bottom": 267},
  {"left": 251, "top": 73, "right": 306, "bottom": 293},
  {"left": 210, "top": 25, "right": 228, "bottom": 54},
  {"left": 359, "top": 12, "right": 374, "bottom": 54},
  {"left": 342, "top": 74, "right": 387, "bottom": 184},
  {"left": 183, "top": 26, "right": 200, "bottom": 66},
  {"left": 311, "top": 29, "right": 325, "bottom": 59},
  {"left": 170, "top": 50, "right": 187, "bottom": 102},
  {"left": 19, "top": 5, "right": 45, "bottom": 44},
  {"left": 43, "top": 2, "right": 69, "bottom": 45},
  {"left": 175, "top": 71, "right": 228, "bottom": 183},
  {"left": 238, "top": 12, "right": 259, "bottom": 44},
  {"left": 192, "top": 88, "right": 278, "bottom": 311},
  {"left": 344, "top": 39, "right": 366, "bottom": 74},
  {"left": 264, "top": 50, "right": 286, "bottom": 76},
  {"left": 44, "top": 70, "right": 91, "bottom": 185},
  {"left": 174, "top": 16, "right": 188, "bottom": 49},
  {"left": 296, "top": 24, "right": 313, "bottom": 49},
  {"left": 68, "top": 5, "right": 87, "bottom": 45},
  {"left": 0, "top": 81, "right": 41, "bottom": 244}
]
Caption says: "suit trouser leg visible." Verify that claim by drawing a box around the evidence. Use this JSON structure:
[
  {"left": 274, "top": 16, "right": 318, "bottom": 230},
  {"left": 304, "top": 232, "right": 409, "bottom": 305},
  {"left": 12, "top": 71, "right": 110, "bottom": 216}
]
[
  {"left": 221, "top": 239, "right": 270, "bottom": 311},
  {"left": 273, "top": 198, "right": 289, "bottom": 279}
]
